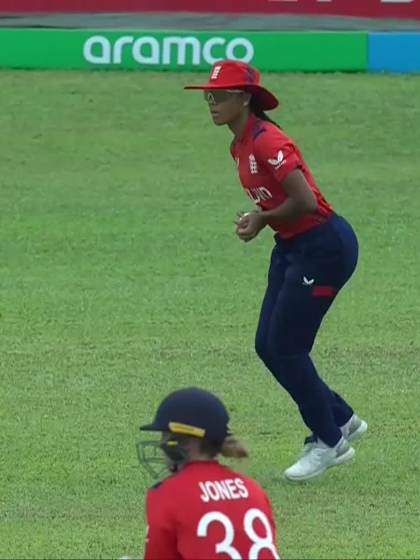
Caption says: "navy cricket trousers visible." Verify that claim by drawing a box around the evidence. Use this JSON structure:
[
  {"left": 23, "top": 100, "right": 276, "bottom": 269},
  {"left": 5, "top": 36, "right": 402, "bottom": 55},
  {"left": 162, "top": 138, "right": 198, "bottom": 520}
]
[{"left": 255, "top": 214, "right": 359, "bottom": 447}]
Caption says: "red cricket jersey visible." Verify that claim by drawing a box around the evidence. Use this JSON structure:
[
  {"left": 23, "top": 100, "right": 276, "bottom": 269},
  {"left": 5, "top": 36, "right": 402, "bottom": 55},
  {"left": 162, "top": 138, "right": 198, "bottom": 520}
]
[
  {"left": 144, "top": 460, "right": 280, "bottom": 560},
  {"left": 231, "top": 114, "right": 333, "bottom": 239}
]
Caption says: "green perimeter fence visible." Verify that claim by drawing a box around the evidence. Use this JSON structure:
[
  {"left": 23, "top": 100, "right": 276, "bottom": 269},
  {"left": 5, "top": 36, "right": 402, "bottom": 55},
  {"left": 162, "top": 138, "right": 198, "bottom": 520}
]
[{"left": 0, "top": 28, "right": 368, "bottom": 71}]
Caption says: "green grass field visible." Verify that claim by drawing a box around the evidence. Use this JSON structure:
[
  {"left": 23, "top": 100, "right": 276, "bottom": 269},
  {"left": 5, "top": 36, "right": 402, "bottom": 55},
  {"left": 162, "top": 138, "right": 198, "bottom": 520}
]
[{"left": 1, "top": 69, "right": 420, "bottom": 560}]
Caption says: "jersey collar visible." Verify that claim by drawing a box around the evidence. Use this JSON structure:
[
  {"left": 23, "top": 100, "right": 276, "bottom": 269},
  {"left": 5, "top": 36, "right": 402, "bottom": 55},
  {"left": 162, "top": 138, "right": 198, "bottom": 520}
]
[{"left": 182, "top": 460, "right": 219, "bottom": 469}]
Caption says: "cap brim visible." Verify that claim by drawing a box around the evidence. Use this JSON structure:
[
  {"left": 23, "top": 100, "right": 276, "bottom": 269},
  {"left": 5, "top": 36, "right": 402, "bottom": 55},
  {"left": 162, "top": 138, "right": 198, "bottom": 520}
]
[
  {"left": 184, "top": 82, "right": 241, "bottom": 90},
  {"left": 184, "top": 83, "right": 279, "bottom": 111},
  {"left": 247, "top": 86, "right": 279, "bottom": 111}
]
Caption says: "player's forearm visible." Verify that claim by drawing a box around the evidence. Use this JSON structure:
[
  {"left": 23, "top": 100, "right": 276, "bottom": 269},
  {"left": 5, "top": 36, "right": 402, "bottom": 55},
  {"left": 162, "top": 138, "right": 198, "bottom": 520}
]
[{"left": 260, "top": 197, "right": 316, "bottom": 224}]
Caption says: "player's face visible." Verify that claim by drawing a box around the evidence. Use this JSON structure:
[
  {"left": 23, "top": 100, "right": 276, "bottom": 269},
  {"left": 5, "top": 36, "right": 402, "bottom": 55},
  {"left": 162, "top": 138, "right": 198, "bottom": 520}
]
[
  {"left": 160, "top": 432, "right": 189, "bottom": 472},
  {"left": 160, "top": 433, "right": 173, "bottom": 469},
  {"left": 204, "top": 90, "right": 247, "bottom": 126}
]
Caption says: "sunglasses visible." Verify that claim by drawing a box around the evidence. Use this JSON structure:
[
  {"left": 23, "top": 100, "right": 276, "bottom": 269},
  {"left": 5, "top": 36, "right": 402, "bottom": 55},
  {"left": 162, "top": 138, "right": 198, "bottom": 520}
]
[{"left": 204, "top": 89, "right": 244, "bottom": 105}]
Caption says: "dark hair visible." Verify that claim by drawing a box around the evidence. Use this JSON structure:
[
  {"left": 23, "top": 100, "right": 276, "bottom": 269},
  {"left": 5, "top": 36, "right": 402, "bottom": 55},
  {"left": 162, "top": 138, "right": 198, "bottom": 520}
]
[
  {"left": 249, "top": 96, "right": 282, "bottom": 130},
  {"left": 200, "top": 435, "right": 249, "bottom": 459}
]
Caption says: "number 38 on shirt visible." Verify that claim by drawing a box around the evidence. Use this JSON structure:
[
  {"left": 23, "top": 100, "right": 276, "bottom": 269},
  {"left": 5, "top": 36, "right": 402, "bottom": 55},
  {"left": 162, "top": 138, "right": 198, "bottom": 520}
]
[
  {"left": 144, "top": 462, "right": 281, "bottom": 560},
  {"left": 197, "top": 508, "right": 280, "bottom": 560}
]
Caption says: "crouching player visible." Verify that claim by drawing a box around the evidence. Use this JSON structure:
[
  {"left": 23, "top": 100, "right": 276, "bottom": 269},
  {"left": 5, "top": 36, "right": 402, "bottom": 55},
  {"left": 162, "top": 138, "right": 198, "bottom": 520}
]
[{"left": 138, "top": 387, "right": 280, "bottom": 560}]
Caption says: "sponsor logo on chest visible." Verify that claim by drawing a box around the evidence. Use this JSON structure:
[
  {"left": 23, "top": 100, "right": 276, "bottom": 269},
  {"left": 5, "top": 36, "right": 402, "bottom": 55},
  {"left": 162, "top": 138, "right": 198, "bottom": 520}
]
[{"left": 245, "top": 186, "right": 273, "bottom": 203}]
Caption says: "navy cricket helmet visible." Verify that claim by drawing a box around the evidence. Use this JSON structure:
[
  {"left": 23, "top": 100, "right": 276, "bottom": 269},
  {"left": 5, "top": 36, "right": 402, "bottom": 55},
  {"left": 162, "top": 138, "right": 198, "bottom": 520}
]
[
  {"left": 140, "top": 387, "right": 230, "bottom": 443},
  {"left": 137, "top": 387, "right": 231, "bottom": 478}
]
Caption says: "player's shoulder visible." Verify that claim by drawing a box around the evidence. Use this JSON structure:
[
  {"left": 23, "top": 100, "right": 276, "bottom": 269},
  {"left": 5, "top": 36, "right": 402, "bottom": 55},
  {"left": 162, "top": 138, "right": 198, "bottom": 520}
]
[
  {"left": 219, "top": 464, "right": 266, "bottom": 494},
  {"left": 147, "top": 472, "right": 179, "bottom": 497},
  {"left": 148, "top": 463, "right": 200, "bottom": 492},
  {"left": 251, "top": 119, "right": 293, "bottom": 151},
  {"left": 252, "top": 118, "right": 290, "bottom": 141}
]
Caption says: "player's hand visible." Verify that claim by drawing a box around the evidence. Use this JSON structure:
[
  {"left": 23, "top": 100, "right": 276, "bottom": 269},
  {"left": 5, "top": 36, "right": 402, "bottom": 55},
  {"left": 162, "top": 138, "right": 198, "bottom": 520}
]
[{"left": 235, "top": 210, "right": 266, "bottom": 242}]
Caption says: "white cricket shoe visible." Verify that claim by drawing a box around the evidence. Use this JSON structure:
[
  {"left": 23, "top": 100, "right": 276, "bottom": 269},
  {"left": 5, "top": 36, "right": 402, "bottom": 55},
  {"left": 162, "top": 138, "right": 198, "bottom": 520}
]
[
  {"left": 284, "top": 437, "right": 355, "bottom": 482},
  {"left": 342, "top": 414, "right": 368, "bottom": 443},
  {"left": 301, "top": 414, "right": 368, "bottom": 456}
]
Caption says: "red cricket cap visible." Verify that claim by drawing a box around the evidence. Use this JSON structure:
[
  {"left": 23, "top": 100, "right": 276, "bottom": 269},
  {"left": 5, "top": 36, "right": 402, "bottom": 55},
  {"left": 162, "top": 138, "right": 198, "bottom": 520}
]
[{"left": 184, "top": 60, "right": 279, "bottom": 111}]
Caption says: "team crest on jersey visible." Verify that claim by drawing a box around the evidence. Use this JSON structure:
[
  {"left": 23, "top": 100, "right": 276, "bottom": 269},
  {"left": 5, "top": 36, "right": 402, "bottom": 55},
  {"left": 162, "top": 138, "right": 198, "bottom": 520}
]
[
  {"left": 249, "top": 154, "right": 258, "bottom": 175},
  {"left": 268, "top": 150, "right": 285, "bottom": 170}
]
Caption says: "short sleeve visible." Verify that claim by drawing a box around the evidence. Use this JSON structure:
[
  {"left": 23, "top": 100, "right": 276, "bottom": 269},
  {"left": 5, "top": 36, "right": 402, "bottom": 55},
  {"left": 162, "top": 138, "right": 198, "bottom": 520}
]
[{"left": 254, "top": 129, "right": 301, "bottom": 183}]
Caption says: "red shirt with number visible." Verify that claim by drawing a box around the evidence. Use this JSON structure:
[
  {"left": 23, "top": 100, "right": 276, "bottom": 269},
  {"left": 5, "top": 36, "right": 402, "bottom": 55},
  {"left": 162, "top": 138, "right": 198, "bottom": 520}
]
[
  {"left": 144, "top": 460, "right": 280, "bottom": 560},
  {"left": 230, "top": 113, "right": 334, "bottom": 239}
]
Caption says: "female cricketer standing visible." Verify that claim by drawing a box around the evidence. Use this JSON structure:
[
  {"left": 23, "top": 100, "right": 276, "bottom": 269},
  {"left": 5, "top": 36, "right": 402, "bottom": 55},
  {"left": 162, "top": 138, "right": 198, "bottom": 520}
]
[
  {"left": 138, "top": 387, "right": 280, "bottom": 559},
  {"left": 185, "top": 61, "right": 367, "bottom": 482}
]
